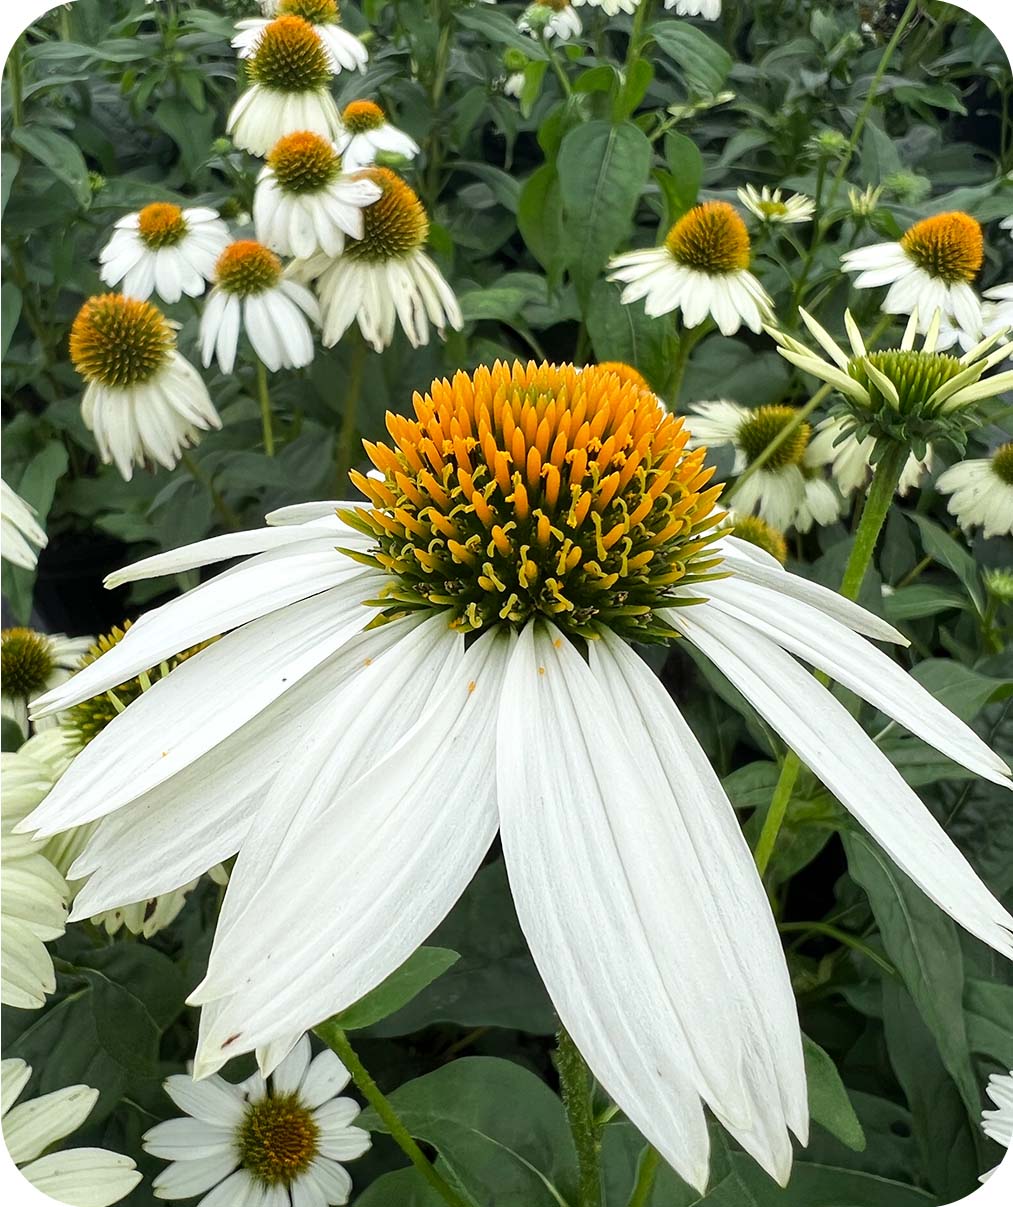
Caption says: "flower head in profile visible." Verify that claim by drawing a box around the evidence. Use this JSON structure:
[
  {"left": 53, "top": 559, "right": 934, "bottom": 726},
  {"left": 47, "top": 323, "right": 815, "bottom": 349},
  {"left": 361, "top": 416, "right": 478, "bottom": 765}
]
[
  {"left": 143, "top": 1034, "right": 370, "bottom": 1207},
  {"left": 233, "top": 0, "right": 368, "bottom": 74},
  {"left": 841, "top": 211, "right": 984, "bottom": 334},
  {"left": 937, "top": 442, "right": 1013, "bottom": 539},
  {"left": 99, "top": 203, "right": 230, "bottom": 304},
  {"left": 980, "top": 1070, "right": 1013, "bottom": 1181},
  {"left": 1, "top": 479, "right": 47, "bottom": 570},
  {"left": 519, "top": 0, "right": 582, "bottom": 42},
  {"left": 254, "top": 131, "right": 382, "bottom": 258},
  {"left": 2, "top": 628, "right": 94, "bottom": 734},
  {"left": 684, "top": 400, "right": 840, "bottom": 532},
  {"left": 737, "top": 184, "right": 815, "bottom": 226},
  {"left": 227, "top": 16, "right": 341, "bottom": 157},
  {"left": 25, "top": 360, "right": 1013, "bottom": 1192},
  {"left": 665, "top": 0, "right": 722, "bottom": 17},
  {"left": 70, "top": 294, "right": 221, "bottom": 479},
  {"left": 609, "top": 201, "right": 773, "bottom": 335},
  {"left": 301, "top": 168, "right": 461, "bottom": 351},
  {"left": 201, "top": 240, "right": 319, "bottom": 373},
  {"left": 1, "top": 1059, "right": 140, "bottom": 1205},
  {"left": 724, "top": 512, "right": 788, "bottom": 565},
  {"left": 336, "top": 100, "right": 419, "bottom": 171}
]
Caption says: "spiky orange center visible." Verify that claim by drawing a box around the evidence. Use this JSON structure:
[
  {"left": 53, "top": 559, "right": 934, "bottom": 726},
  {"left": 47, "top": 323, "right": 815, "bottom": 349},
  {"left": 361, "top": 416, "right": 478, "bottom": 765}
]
[
  {"left": 215, "top": 241, "right": 282, "bottom": 295},
  {"left": 595, "top": 362, "right": 651, "bottom": 390},
  {"left": 70, "top": 294, "right": 173, "bottom": 387},
  {"left": 236, "top": 1095, "right": 319, "bottom": 1186},
  {"left": 665, "top": 201, "right": 751, "bottom": 274},
  {"left": 248, "top": 15, "right": 331, "bottom": 92},
  {"left": 345, "top": 168, "right": 428, "bottom": 262},
  {"left": 136, "top": 202, "right": 187, "bottom": 249},
  {"left": 268, "top": 131, "right": 341, "bottom": 192},
  {"left": 347, "top": 361, "right": 726, "bottom": 640},
  {"left": 341, "top": 99, "right": 386, "bottom": 134},
  {"left": 279, "top": 0, "right": 338, "bottom": 24},
  {"left": 900, "top": 212, "right": 983, "bottom": 284}
]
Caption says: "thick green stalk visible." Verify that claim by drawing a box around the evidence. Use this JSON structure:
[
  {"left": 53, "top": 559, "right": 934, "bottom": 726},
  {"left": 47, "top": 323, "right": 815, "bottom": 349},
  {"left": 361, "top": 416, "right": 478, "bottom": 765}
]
[
  {"left": 626, "top": 1146, "right": 660, "bottom": 1207},
  {"left": 665, "top": 323, "right": 705, "bottom": 404},
  {"left": 334, "top": 337, "right": 368, "bottom": 490},
  {"left": 314, "top": 1023, "right": 470, "bottom": 1207},
  {"left": 255, "top": 359, "right": 275, "bottom": 457},
  {"left": 557, "top": 1030, "right": 602, "bottom": 1207}
]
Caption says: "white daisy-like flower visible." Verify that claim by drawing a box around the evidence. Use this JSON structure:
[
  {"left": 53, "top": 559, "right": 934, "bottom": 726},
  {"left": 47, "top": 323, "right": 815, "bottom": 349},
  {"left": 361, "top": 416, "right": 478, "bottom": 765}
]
[
  {"left": 737, "top": 184, "right": 815, "bottom": 226},
  {"left": 841, "top": 211, "right": 984, "bottom": 335},
  {"left": 1000, "top": 215, "right": 1013, "bottom": 241},
  {"left": 23, "top": 361, "right": 1013, "bottom": 1192},
  {"left": 503, "top": 71, "right": 525, "bottom": 98},
  {"left": 937, "top": 443, "right": 1013, "bottom": 539},
  {"left": 335, "top": 100, "right": 419, "bottom": 172},
  {"left": 304, "top": 168, "right": 461, "bottom": 352},
  {"left": 234, "top": 0, "right": 367, "bottom": 74},
  {"left": 808, "top": 415, "right": 932, "bottom": 499},
  {"left": 201, "top": 240, "right": 320, "bottom": 374},
  {"left": 1, "top": 1059, "right": 141, "bottom": 1205},
  {"left": 70, "top": 293, "right": 221, "bottom": 481},
  {"left": 2, "top": 628, "right": 94, "bottom": 735},
  {"left": 572, "top": 0, "right": 639, "bottom": 15},
  {"left": 143, "top": 1034, "right": 370, "bottom": 1207},
  {"left": 982, "top": 1070, "right": 1013, "bottom": 1157},
  {"left": 665, "top": 0, "right": 721, "bottom": 16},
  {"left": 99, "top": 203, "right": 230, "bottom": 305},
  {"left": 518, "top": 0, "right": 582, "bottom": 42},
  {"left": 982, "top": 282, "right": 1013, "bottom": 351},
  {"left": 1, "top": 479, "right": 47, "bottom": 571},
  {"left": 609, "top": 201, "right": 773, "bottom": 336},
  {"left": 684, "top": 400, "right": 841, "bottom": 532},
  {"left": 254, "top": 131, "right": 382, "bottom": 259},
  {"left": 227, "top": 16, "right": 342, "bottom": 158}
]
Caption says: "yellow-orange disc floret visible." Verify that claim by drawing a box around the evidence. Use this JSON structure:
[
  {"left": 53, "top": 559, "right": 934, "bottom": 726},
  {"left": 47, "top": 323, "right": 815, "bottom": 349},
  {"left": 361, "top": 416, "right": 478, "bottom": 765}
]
[
  {"left": 248, "top": 15, "right": 332, "bottom": 92},
  {"left": 346, "top": 361, "right": 727, "bottom": 641},
  {"left": 341, "top": 100, "right": 386, "bottom": 134},
  {"left": 136, "top": 202, "right": 188, "bottom": 249},
  {"left": 665, "top": 202, "right": 752, "bottom": 274},
  {"left": 235, "top": 1096, "right": 319, "bottom": 1187},
  {"left": 900, "top": 212, "right": 983, "bottom": 284},
  {"left": 215, "top": 241, "right": 283, "bottom": 295},
  {"left": 278, "top": 0, "right": 339, "bottom": 24},
  {"left": 595, "top": 362, "right": 651, "bottom": 391},
  {"left": 267, "top": 131, "right": 341, "bottom": 193},
  {"left": 345, "top": 168, "right": 428, "bottom": 262},
  {"left": 70, "top": 294, "right": 173, "bottom": 388}
]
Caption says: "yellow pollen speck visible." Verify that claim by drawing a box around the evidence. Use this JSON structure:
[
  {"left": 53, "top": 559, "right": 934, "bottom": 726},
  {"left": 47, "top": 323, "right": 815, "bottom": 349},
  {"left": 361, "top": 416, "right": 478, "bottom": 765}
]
[
  {"left": 468, "top": 680, "right": 476, "bottom": 693},
  {"left": 538, "top": 666, "right": 546, "bottom": 675},
  {"left": 363, "top": 657, "right": 373, "bottom": 666},
  {"left": 900, "top": 212, "right": 983, "bottom": 284},
  {"left": 665, "top": 201, "right": 751, "bottom": 274}
]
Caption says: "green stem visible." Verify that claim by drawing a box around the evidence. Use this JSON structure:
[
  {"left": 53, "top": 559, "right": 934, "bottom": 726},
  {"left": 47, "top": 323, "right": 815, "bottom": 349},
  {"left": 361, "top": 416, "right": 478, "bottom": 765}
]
[
  {"left": 314, "top": 1023, "right": 471, "bottom": 1207},
  {"left": 724, "top": 384, "right": 832, "bottom": 505},
  {"left": 839, "top": 441, "right": 907, "bottom": 602},
  {"left": 626, "top": 1146, "right": 660, "bottom": 1207},
  {"left": 542, "top": 34, "right": 572, "bottom": 97},
  {"left": 778, "top": 921, "right": 898, "bottom": 978},
  {"left": 335, "top": 337, "right": 367, "bottom": 490},
  {"left": 665, "top": 322, "right": 706, "bottom": 404},
  {"left": 557, "top": 1030, "right": 602, "bottom": 1207},
  {"left": 181, "top": 450, "right": 239, "bottom": 530},
  {"left": 625, "top": 0, "right": 653, "bottom": 67},
  {"left": 255, "top": 359, "right": 275, "bottom": 457},
  {"left": 753, "top": 753, "right": 803, "bottom": 879},
  {"left": 7, "top": 38, "right": 25, "bottom": 129}
]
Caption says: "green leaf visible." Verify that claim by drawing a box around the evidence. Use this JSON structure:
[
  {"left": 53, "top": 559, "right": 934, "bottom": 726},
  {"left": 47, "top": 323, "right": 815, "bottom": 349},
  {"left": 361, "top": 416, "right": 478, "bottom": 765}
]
[
  {"left": 803, "top": 1035, "right": 866, "bottom": 1152},
  {"left": 964, "top": 978, "right": 1013, "bottom": 1068},
  {"left": 663, "top": 131, "right": 704, "bottom": 218},
  {"left": 882, "top": 584, "right": 967, "bottom": 622},
  {"left": 614, "top": 60, "right": 654, "bottom": 122},
  {"left": 518, "top": 164, "right": 566, "bottom": 285},
  {"left": 557, "top": 120, "right": 652, "bottom": 308},
  {"left": 152, "top": 96, "right": 217, "bottom": 177},
  {"left": 731, "top": 1155, "right": 936, "bottom": 1206},
  {"left": 908, "top": 659, "right": 1011, "bottom": 722},
  {"left": 455, "top": 8, "right": 549, "bottom": 59},
  {"left": 12, "top": 125, "right": 91, "bottom": 207},
  {"left": 327, "top": 947, "right": 459, "bottom": 1030},
  {"left": 650, "top": 23, "right": 733, "bottom": 95},
  {"left": 353, "top": 1169, "right": 445, "bottom": 1206},
  {"left": 906, "top": 513, "right": 984, "bottom": 613},
  {"left": 1, "top": 281, "right": 22, "bottom": 360},
  {"left": 585, "top": 279, "right": 674, "bottom": 393}
]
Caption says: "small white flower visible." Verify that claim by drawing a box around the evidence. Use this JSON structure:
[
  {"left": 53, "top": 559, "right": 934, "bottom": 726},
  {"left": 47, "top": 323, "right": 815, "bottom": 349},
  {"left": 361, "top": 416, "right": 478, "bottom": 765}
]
[
  {"left": 841, "top": 211, "right": 984, "bottom": 335},
  {"left": 336, "top": 100, "right": 419, "bottom": 172},
  {"left": 737, "top": 184, "right": 815, "bottom": 226},
  {"left": 143, "top": 1034, "right": 370, "bottom": 1207},
  {"left": 70, "top": 293, "right": 221, "bottom": 480},
  {"left": 99, "top": 203, "right": 230, "bottom": 305},
  {"left": 982, "top": 282, "right": 1013, "bottom": 353},
  {"left": 254, "top": 131, "right": 382, "bottom": 258},
  {"left": 808, "top": 415, "right": 931, "bottom": 498},
  {"left": 980, "top": 1070, "right": 1013, "bottom": 1181},
  {"left": 665, "top": 0, "right": 722, "bottom": 16},
  {"left": 937, "top": 443, "right": 1013, "bottom": 539},
  {"left": 504, "top": 71, "right": 525, "bottom": 98},
  {"left": 2, "top": 629, "right": 94, "bottom": 736},
  {"left": 610, "top": 201, "right": 772, "bottom": 336},
  {"left": 848, "top": 183, "right": 884, "bottom": 217},
  {"left": 572, "top": 0, "right": 640, "bottom": 15},
  {"left": 234, "top": 0, "right": 367, "bottom": 74},
  {"left": 201, "top": 240, "right": 320, "bottom": 374},
  {"left": 1, "top": 479, "right": 47, "bottom": 571},
  {"left": 519, "top": 1, "right": 582, "bottom": 41},
  {"left": 1, "top": 1059, "right": 140, "bottom": 1205}
]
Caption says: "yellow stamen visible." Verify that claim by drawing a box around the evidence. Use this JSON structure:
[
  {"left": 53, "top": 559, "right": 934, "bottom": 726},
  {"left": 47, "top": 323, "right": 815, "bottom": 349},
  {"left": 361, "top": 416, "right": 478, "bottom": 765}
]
[
  {"left": 665, "top": 201, "right": 751, "bottom": 274},
  {"left": 136, "top": 202, "right": 187, "bottom": 249},
  {"left": 70, "top": 294, "right": 173, "bottom": 388},
  {"left": 900, "top": 212, "right": 983, "bottom": 284}
]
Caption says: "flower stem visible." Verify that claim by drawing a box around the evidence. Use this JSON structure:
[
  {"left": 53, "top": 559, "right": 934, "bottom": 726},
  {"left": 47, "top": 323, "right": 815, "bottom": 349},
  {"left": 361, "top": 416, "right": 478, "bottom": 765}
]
[
  {"left": 838, "top": 440, "right": 907, "bottom": 603},
  {"left": 181, "top": 450, "right": 239, "bottom": 530},
  {"left": 255, "top": 359, "right": 275, "bottom": 457},
  {"left": 724, "top": 383, "right": 831, "bottom": 504},
  {"left": 557, "top": 1029, "right": 602, "bottom": 1207},
  {"left": 778, "top": 921, "right": 898, "bottom": 978},
  {"left": 314, "top": 1023, "right": 470, "bottom": 1207},
  {"left": 626, "top": 1146, "right": 660, "bottom": 1207},
  {"left": 335, "top": 336, "right": 367, "bottom": 490},
  {"left": 665, "top": 322, "right": 706, "bottom": 405},
  {"left": 753, "top": 753, "right": 803, "bottom": 879}
]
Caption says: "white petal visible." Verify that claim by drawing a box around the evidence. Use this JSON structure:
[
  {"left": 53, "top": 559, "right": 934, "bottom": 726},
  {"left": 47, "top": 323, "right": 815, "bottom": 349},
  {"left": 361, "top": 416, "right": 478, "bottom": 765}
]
[
  {"left": 300, "top": 1051, "right": 351, "bottom": 1108},
  {"left": 23, "top": 1149, "right": 142, "bottom": 1207}
]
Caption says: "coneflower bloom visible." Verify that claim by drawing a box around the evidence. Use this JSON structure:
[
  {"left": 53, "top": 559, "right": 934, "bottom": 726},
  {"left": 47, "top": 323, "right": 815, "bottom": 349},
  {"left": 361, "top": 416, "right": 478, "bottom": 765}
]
[
  {"left": 572, "top": 0, "right": 639, "bottom": 14},
  {"left": 684, "top": 400, "right": 840, "bottom": 532},
  {"left": 2, "top": 629, "right": 94, "bottom": 735},
  {"left": 518, "top": 0, "right": 582, "bottom": 41},
  {"left": 336, "top": 100, "right": 419, "bottom": 172},
  {"left": 808, "top": 415, "right": 932, "bottom": 498},
  {"left": 1, "top": 479, "right": 47, "bottom": 570},
  {"left": 841, "top": 211, "right": 984, "bottom": 334},
  {"left": 99, "top": 203, "right": 230, "bottom": 304},
  {"left": 609, "top": 201, "right": 773, "bottom": 335},
  {"left": 665, "top": 0, "right": 721, "bottom": 16},
  {"left": 227, "top": 16, "right": 342, "bottom": 157},
  {"left": 254, "top": 131, "right": 382, "bottom": 258},
  {"left": 233, "top": 0, "right": 368, "bottom": 74},
  {"left": 24, "top": 361, "right": 1013, "bottom": 1191},
  {"left": 304, "top": 168, "right": 461, "bottom": 351},
  {"left": 723, "top": 512, "right": 789, "bottom": 566},
  {"left": 201, "top": 240, "right": 319, "bottom": 373},
  {"left": 980, "top": 1070, "right": 1013, "bottom": 1181},
  {"left": 737, "top": 185, "right": 815, "bottom": 226},
  {"left": 70, "top": 294, "right": 221, "bottom": 480},
  {"left": 937, "top": 443, "right": 1013, "bottom": 539}
]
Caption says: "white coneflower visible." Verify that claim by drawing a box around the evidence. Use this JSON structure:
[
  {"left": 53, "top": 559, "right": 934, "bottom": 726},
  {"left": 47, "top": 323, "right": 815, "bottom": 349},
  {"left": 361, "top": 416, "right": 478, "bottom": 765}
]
[
  {"left": 684, "top": 400, "right": 840, "bottom": 532},
  {"left": 70, "top": 293, "right": 221, "bottom": 480},
  {"left": 143, "top": 1034, "right": 369, "bottom": 1206},
  {"left": 254, "top": 131, "right": 382, "bottom": 258},
  {"left": 981, "top": 1070, "right": 1013, "bottom": 1178},
  {"left": 808, "top": 415, "right": 932, "bottom": 498},
  {"left": 201, "top": 240, "right": 319, "bottom": 373},
  {"left": 982, "top": 282, "right": 1013, "bottom": 351},
  {"left": 519, "top": 1, "right": 582, "bottom": 42},
  {"left": 2, "top": 628, "right": 94, "bottom": 735},
  {"left": 937, "top": 443, "right": 1013, "bottom": 539},
  {"left": 227, "top": 16, "right": 342, "bottom": 158},
  {"left": 233, "top": 0, "right": 368, "bottom": 74},
  {"left": 609, "top": 201, "right": 773, "bottom": 335},
  {"left": 1, "top": 1059, "right": 140, "bottom": 1206},
  {"left": 737, "top": 185, "right": 815, "bottom": 226},
  {"left": 99, "top": 203, "right": 230, "bottom": 305},
  {"left": 1, "top": 479, "right": 47, "bottom": 570},
  {"left": 308, "top": 168, "right": 461, "bottom": 351},
  {"left": 336, "top": 100, "right": 419, "bottom": 172},
  {"left": 572, "top": 0, "right": 639, "bottom": 14},
  {"left": 841, "top": 211, "right": 984, "bottom": 334},
  {"left": 665, "top": 0, "right": 721, "bottom": 16},
  {"left": 25, "top": 361, "right": 1013, "bottom": 1192}
]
